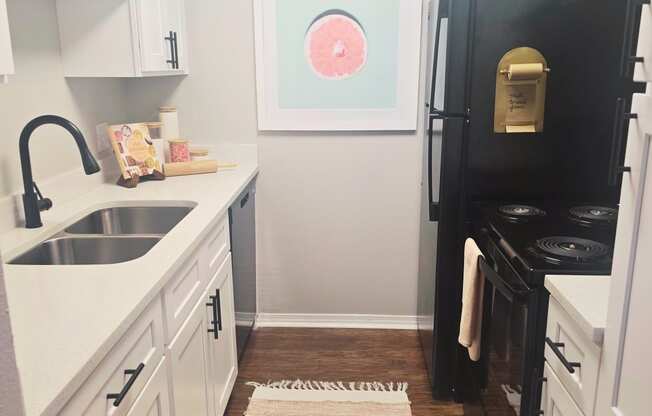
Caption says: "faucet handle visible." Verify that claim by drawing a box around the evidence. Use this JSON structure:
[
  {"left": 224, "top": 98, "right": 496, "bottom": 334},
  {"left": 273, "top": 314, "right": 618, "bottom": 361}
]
[{"left": 33, "top": 182, "right": 53, "bottom": 211}]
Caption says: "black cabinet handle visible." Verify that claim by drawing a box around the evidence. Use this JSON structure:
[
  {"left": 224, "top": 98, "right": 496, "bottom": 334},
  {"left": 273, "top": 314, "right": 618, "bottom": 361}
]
[
  {"left": 107, "top": 363, "right": 145, "bottom": 407},
  {"left": 621, "top": 0, "right": 651, "bottom": 78},
  {"left": 165, "top": 31, "right": 176, "bottom": 68},
  {"left": 216, "top": 289, "right": 223, "bottom": 331},
  {"left": 207, "top": 294, "right": 219, "bottom": 339},
  {"left": 172, "top": 31, "right": 179, "bottom": 69},
  {"left": 545, "top": 337, "right": 581, "bottom": 374},
  {"left": 609, "top": 98, "right": 636, "bottom": 186}
]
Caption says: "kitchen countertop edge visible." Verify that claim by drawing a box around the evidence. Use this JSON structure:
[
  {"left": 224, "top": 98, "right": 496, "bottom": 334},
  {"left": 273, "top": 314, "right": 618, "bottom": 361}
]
[{"left": 544, "top": 275, "right": 610, "bottom": 346}]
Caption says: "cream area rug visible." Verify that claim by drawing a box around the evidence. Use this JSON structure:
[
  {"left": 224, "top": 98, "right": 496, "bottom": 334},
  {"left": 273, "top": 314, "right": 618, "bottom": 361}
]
[{"left": 244, "top": 379, "right": 412, "bottom": 416}]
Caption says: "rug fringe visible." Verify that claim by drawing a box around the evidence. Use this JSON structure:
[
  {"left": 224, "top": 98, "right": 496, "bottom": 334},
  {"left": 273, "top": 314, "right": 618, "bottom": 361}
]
[{"left": 246, "top": 379, "right": 408, "bottom": 392}]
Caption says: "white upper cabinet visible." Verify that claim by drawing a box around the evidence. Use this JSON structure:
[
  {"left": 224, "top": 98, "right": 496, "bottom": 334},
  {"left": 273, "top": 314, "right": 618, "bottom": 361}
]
[
  {"left": 56, "top": 0, "right": 187, "bottom": 77},
  {"left": 0, "top": 0, "right": 14, "bottom": 82}
]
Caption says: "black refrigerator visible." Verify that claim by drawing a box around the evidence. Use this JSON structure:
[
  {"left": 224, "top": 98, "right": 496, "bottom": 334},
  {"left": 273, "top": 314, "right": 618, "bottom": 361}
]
[{"left": 417, "top": 0, "right": 643, "bottom": 402}]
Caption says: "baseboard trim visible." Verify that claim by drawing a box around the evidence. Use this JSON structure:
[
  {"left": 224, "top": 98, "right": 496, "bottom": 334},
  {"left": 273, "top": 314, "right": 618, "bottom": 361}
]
[{"left": 256, "top": 313, "right": 418, "bottom": 330}]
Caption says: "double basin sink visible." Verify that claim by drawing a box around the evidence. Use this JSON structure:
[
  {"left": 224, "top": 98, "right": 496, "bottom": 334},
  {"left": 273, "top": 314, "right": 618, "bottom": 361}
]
[{"left": 10, "top": 205, "right": 195, "bottom": 266}]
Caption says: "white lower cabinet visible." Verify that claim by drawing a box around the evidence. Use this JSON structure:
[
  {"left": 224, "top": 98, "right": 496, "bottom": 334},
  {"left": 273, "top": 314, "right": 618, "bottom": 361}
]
[
  {"left": 126, "top": 358, "right": 171, "bottom": 416},
  {"left": 541, "top": 363, "right": 583, "bottom": 416},
  {"left": 169, "top": 254, "right": 238, "bottom": 416},
  {"left": 61, "top": 298, "right": 165, "bottom": 416},
  {"left": 60, "top": 213, "right": 240, "bottom": 416},
  {"left": 204, "top": 256, "right": 238, "bottom": 416},
  {"left": 168, "top": 294, "right": 212, "bottom": 416}
]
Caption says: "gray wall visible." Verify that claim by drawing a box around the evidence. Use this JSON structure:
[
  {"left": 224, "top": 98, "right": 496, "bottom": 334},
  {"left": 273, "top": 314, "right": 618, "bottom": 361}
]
[
  {"left": 0, "top": 0, "right": 127, "bottom": 198},
  {"left": 126, "top": 0, "right": 427, "bottom": 316}
]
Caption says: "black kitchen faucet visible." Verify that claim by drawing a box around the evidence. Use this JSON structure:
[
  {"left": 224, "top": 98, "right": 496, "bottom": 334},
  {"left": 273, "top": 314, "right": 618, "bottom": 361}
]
[{"left": 19, "top": 115, "right": 100, "bottom": 229}]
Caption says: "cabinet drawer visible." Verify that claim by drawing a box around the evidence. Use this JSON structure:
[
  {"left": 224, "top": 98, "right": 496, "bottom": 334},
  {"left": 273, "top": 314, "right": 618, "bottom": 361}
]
[
  {"left": 61, "top": 298, "right": 165, "bottom": 415},
  {"left": 126, "top": 357, "right": 171, "bottom": 416},
  {"left": 541, "top": 363, "right": 583, "bottom": 416},
  {"left": 205, "top": 215, "right": 231, "bottom": 279},
  {"left": 545, "top": 297, "right": 600, "bottom": 415},
  {"left": 162, "top": 250, "right": 208, "bottom": 343}
]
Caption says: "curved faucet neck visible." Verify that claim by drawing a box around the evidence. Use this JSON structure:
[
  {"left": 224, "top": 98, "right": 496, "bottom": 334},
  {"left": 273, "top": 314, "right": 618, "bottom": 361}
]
[{"left": 19, "top": 115, "right": 100, "bottom": 228}]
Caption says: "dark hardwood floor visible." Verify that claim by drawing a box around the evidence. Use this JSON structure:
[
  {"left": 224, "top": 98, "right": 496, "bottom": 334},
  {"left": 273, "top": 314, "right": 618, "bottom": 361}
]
[{"left": 225, "top": 327, "right": 464, "bottom": 416}]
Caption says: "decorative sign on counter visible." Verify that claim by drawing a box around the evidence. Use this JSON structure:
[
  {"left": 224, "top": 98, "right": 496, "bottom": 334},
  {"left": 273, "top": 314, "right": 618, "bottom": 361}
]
[{"left": 107, "top": 123, "right": 165, "bottom": 188}]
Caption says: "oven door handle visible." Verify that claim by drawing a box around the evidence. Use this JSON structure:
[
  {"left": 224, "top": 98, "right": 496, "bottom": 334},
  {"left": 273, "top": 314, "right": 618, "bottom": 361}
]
[{"left": 478, "top": 256, "right": 532, "bottom": 302}]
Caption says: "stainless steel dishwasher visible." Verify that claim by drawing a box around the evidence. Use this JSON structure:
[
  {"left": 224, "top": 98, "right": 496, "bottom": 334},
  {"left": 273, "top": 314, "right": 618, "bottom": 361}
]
[{"left": 228, "top": 180, "right": 257, "bottom": 360}]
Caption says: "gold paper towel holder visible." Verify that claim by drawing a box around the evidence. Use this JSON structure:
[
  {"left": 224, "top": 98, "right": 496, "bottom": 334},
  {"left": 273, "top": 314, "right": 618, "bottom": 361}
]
[{"left": 494, "top": 47, "right": 550, "bottom": 134}]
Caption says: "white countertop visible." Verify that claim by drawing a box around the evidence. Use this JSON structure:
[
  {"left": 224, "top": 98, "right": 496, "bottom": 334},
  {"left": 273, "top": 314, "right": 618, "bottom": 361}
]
[
  {"left": 1, "top": 144, "right": 258, "bottom": 416},
  {"left": 544, "top": 275, "right": 610, "bottom": 346}
]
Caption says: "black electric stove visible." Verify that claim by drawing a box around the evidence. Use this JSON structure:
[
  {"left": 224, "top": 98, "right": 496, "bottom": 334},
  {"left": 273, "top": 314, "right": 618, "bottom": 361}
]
[
  {"left": 470, "top": 202, "right": 617, "bottom": 416},
  {"left": 479, "top": 202, "right": 617, "bottom": 281}
]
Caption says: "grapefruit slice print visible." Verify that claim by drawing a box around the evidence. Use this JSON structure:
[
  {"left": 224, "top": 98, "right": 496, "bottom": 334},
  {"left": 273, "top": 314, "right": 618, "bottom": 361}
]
[{"left": 305, "top": 11, "right": 368, "bottom": 80}]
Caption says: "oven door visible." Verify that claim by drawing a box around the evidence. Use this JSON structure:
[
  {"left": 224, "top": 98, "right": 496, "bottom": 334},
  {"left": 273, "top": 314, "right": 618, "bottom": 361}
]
[{"left": 478, "top": 236, "right": 536, "bottom": 416}]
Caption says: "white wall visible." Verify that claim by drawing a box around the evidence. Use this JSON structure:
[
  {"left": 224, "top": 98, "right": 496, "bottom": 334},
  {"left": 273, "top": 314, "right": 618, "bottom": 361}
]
[
  {"left": 0, "top": 0, "right": 127, "bottom": 200},
  {"left": 125, "top": 0, "right": 426, "bottom": 317}
]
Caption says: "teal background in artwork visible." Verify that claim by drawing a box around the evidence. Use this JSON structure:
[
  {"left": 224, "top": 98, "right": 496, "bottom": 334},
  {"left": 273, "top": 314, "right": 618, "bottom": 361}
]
[{"left": 276, "top": 0, "right": 400, "bottom": 109}]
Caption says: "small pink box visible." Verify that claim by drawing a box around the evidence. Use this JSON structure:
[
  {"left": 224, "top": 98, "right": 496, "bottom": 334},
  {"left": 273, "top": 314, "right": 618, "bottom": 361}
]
[{"left": 169, "top": 139, "right": 190, "bottom": 163}]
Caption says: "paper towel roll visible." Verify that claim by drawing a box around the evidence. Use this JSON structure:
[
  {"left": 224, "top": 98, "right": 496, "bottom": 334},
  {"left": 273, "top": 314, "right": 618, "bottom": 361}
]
[{"left": 507, "top": 63, "right": 544, "bottom": 80}]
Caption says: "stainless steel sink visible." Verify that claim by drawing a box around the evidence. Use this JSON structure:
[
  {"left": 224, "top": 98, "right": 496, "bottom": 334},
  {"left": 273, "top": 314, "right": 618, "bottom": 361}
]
[
  {"left": 65, "top": 206, "right": 193, "bottom": 235},
  {"left": 9, "top": 204, "right": 195, "bottom": 265},
  {"left": 9, "top": 236, "right": 162, "bottom": 265}
]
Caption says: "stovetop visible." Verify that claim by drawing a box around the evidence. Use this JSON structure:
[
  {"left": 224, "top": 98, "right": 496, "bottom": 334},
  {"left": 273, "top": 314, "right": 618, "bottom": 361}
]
[{"left": 476, "top": 202, "right": 618, "bottom": 276}]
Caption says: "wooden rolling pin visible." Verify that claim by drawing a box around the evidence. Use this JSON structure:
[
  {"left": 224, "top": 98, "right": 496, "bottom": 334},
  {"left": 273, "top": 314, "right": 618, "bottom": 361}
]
[{"left": 164, "top": 160, "right": 238, "bottom": 177}]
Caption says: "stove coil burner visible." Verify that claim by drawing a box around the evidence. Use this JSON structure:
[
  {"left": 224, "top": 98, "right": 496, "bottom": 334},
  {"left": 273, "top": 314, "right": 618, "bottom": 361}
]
[
  {"left": 498, "top": 205, "right": 547, "bottom": 223},
  {"left": 532, "top": 236, "right": 610, "bottom": 265},
  {"left": 569, "top": 206, "right": 618, "bottom": 226}
]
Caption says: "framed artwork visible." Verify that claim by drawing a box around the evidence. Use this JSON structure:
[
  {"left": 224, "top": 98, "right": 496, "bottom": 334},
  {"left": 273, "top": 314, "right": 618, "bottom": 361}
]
[{"left": 254, "top": 0, "right": 423, "bottom": 131}]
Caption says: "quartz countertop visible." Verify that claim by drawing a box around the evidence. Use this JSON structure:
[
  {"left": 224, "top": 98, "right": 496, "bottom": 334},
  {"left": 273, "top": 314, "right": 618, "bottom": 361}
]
[
  {"left": 1, "top": 144, "right": 258, "bottom": 416},
  {"left": 544, "top": 275, "right": 610, "bottom": 346}
]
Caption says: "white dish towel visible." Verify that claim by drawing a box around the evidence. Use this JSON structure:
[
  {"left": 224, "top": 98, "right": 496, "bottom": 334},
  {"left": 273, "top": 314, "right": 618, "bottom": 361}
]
[{"left": 458, "top": 238, "right": 486, "bottom": 361}]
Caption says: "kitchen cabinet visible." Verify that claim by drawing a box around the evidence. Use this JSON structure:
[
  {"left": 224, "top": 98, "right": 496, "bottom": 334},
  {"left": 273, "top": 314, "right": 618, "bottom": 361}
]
[
  {"left": 0, "top": 0, "right": 14, "bottom": 82},
  {"left": 204, "top": 258, "right": 238, "bottom": 416},
  {"left": 56, "top": 0, "right": 188, "bottom": 77},
  {"left": 543, "top": 297, "right": 602, "bottom": 415},
  {"left": 60, "top": 298, "right": 166, "bottom": 415},
  {"left": 168, "top": 255, "right": 237, "bottom": 416},
  {"left": 168, "top": 295, "right": 212, "bottom": 416},
  {"left": 595, "top": 93, "right": 652, "bottom": 416},
  {"left": 541, "top": 364, "right": 584, "bottom": 416},
  {"left": 126, "top": 358, "right": 171, "bottom": 416},
  {"left": 58, "top": 210, "right": 241, "bottom": 416}
]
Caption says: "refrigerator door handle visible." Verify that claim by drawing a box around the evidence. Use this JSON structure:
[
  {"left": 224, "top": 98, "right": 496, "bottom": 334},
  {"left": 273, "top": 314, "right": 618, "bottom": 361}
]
[
  {"left": 428, "top": 116, "right": 440, "bottom": 221},
  {"left": 431, "top": 108, "right": 468, "bottom": 119}
]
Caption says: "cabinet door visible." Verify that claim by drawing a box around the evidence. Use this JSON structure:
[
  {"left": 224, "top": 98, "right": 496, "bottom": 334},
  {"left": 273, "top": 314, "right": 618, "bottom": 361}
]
[
  {"left": 168, "top": 297, "right": 211, "bottom": 416},
  {"left": 596, "top": 94, "right": 652, "bottom": 416},
  {"left": 125, "top": 358, "right": 171, "bottom": 416},
  {"left": 164, "top": 0, "right": 185, "bottom": 71},
  {"left": 0, "top": 0, "right": 14, "bottom": 78},
  {"left": 136, "top": 0, "right": 173, "bottom": 72},
  {"left": 205, "top": 256, "right": 238, "bottom": 415},
  {"left": 541, "top": 364, "right": 583, "bottom": 416}
]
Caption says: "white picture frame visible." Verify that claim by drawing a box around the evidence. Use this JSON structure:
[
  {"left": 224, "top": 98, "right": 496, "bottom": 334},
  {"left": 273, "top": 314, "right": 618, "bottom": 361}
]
[{"left": 253, "top": 0, "right": 423, "bottom": 131}]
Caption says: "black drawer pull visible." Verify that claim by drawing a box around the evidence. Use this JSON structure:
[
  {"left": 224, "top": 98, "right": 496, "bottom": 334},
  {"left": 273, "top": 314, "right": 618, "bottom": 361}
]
[
  {"left": 107, "top": 363, "right": 145, "bottom": 407},
  {"left": 545, "top": 337, "right": 581, "bottom": 374},
  {"left": 207, "top": 294, "right": 219, "bottom": 339},
  {"left": 172, "top": 31, "right": 179, "bottom": 69},
  {"left": 216, "top": 289, "right": 223, "bottom": 331},
  {"left": 165, "top": 31, "right": 175, "bottom": 68}
]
